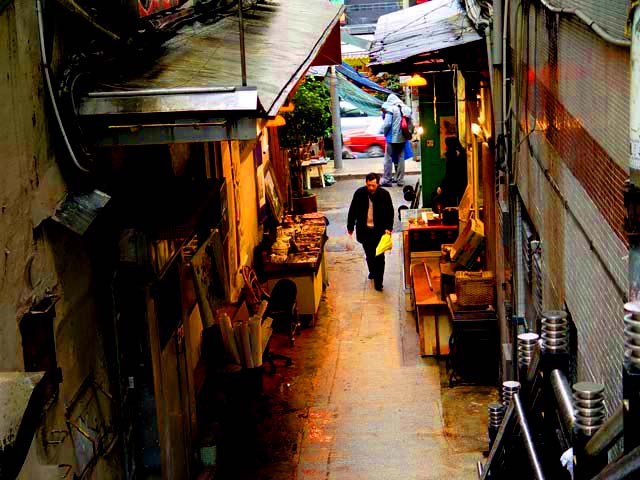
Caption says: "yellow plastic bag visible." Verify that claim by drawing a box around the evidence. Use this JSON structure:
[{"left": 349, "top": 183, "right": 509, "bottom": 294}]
[{"left": 375, "top": 233, "right": 392, "bottom": 256}]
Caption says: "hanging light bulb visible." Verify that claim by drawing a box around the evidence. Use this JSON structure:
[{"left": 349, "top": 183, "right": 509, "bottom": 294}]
[
  {"left": 405, "top": 73, "right": 427, "bottom": 87},
  {"left": 266, "top": 115, "right": 286, "bottom": 128}
]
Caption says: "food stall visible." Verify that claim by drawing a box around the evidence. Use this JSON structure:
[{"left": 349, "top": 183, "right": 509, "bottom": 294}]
[
  {"left": 259, "top": 213, "right": 328, "bottom": 320},
  {"left": 401, "top": 203, "right": 498, "bottom": 384}
]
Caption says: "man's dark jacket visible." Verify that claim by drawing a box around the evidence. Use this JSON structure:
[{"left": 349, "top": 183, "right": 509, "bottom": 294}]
[{"left": 347, "top": 186, "right": 394, "bottom": 243}]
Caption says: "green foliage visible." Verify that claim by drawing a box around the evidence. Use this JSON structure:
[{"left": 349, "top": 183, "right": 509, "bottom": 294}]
[
  {"left": 373, "top": 73, "right": 401, "bottom": 100},
  {"left": 279, "top": 78, "right": 332, "bottom": 149}
]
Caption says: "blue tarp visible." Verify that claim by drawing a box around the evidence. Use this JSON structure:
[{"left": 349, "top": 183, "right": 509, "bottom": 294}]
[{"left": 336, "top": 62, "right": 393, "bottom": 94}]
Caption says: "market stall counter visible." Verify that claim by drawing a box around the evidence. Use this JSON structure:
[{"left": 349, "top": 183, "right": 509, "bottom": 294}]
[
  {"left": 400, "top": 208, "right": 458, "bottom": 288},
  {"left": 259, "top": 213, "right": 328, "bottom": 321}
]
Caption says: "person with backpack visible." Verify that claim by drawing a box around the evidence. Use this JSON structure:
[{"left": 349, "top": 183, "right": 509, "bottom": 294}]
[{"left": 380, "top": 93, "right": 413, "bottom": 187}]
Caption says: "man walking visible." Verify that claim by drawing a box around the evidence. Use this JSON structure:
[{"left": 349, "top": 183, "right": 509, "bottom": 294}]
[{"left": 347, "top": 173, "right": 394, "bottom": 291}]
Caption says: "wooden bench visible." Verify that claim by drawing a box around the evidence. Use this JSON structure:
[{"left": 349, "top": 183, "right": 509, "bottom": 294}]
[{"left": 411, "top": 257, "right": 451, "bottom": 357}]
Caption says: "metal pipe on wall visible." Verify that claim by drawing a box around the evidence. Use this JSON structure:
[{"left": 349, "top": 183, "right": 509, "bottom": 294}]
[
  {"left": 590, "top": 444, "right": 640, "bottom": 480},
  {"left": 629, "top": 6, "right": 640, "bottom": 309},
  {"left": 584, "top": 405, "right": 624, "bottom": 458},
  {"left": 491, "top": 0, "right": 503, "bottom": 139},
  {"left": 329, "top": 66, "right": 343, "bottom": 170},
  {"left": 501, "top": 0, "right": 510, "bottom": 137},
  {"left": 513, "top": 393, "right": 546, "bottom": 480},
  {"left": 631, "top": 6, "right": 640, "bottom": 188},
  {"left": 36, "top": 0, "right": 90, "bottom": 173},
  {"left": 481, "top": 403, "right": 515, "bottom": 480},
  {"left": 550, "top": 369, "right": 575, "bottom": 437},
  {"left": 538, "top": 0, "right": 630, "bottom": 48}
]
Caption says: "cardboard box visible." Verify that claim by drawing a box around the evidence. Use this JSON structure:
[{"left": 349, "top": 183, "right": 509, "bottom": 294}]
[{"left": 450, "top": 218, "right": 485, "bottom": 269}]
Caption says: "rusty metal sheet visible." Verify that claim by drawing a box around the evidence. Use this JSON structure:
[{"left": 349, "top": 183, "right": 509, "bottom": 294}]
[
  {"left": 83, "top": 0, "right": 343, "bottom": 117},
  {"left": 369, "top": 0, "right": 481, "bottom": 67}
]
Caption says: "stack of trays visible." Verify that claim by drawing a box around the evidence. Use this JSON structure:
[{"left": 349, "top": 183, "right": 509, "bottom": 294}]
[
  {"left": 541, "top": 310, "right": 568, "bottom": 353},
  {"left": 572, "top": 382, "right": 605, "bottom": 436}
]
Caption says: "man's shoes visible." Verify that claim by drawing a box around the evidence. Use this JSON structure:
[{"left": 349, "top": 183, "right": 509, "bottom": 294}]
[
  {"left": 380, "top": 182, "right": 392, "bottom": 187},
  {"left": 374, "top": 284, "right": 383, "bottom": 292},
  {"left": 396, "top": 182, "right": 404, "bottom": 186},
  {"left": 368, "top": 272, "right": 375, "bottom": 279}
]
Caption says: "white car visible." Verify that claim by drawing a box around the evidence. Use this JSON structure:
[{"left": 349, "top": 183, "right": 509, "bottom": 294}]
[{"left": 340, "top": 100, "right": 381, "bottom": 133}]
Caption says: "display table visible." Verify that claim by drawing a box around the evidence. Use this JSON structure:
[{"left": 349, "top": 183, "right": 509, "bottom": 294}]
[
  {"left": 411, "top": 257, "right": 451, "bottom": 357},
  {"left": 261, "top": 214, "right": 327, "bottom": 320},
  {"left": 446, "top": 294, "right": 498, "bottom": 386},
  {"left": 300, "top": 159, "right": 328, "bottom": 189},
  {"left": 263, "top": 252, "right": 326, "bottom": 319}
]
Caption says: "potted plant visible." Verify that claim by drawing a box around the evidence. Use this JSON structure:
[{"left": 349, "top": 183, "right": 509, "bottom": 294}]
[{"left": 278, "top": 78, "right": 332, "bottom": 213}]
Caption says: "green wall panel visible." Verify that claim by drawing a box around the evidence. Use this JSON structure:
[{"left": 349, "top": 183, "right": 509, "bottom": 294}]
[{"left": 418, "top": 73, "right": 456, "bottom": 207}]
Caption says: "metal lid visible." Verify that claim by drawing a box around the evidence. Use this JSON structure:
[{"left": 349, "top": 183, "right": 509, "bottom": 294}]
[
  {"left": 542, "top": 310, "right": 568, "bottom": 321},
  {"left": 572, "top": 382, "right": 605, "bottom": 398},
  {"left": 518, "top": 332, "right": 540, "bottom": 342},
  {"left": 624, "top": 301, "right": 640, "bottom": 320}
]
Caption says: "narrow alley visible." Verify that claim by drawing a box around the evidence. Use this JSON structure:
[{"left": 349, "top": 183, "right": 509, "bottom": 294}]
[
  {"left": 3, "top": 0, "right": 640, "bottom": 479},
  {"left": 242, "top": 175, "right": 497, "bottom": 480}
]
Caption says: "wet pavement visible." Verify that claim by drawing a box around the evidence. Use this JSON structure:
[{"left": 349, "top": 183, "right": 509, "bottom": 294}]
[
  {"left": 212, "top": 176, "right": 498, "bottom": 480},
  {"left": 324, "top": 156, "right": 421, "bottom": 182}
]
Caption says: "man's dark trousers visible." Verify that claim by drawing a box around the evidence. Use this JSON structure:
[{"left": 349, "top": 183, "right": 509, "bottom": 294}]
[{"left": 362, "top": 227, "right": 385, "bottom": 288}]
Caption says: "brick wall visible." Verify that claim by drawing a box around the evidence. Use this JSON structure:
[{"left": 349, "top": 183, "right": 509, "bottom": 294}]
[{"left": 510, "top": 0, "right": 630, "bottom": 409}]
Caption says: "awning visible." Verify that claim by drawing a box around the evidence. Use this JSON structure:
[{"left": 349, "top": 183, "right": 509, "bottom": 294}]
[
  {"left": 78, "top": 0, "right": 343, "bottom": 146},
  {"left": 336, "top": 62, "right": 392, "bottom": 94},
  {"left": 368, "top": 0, "right": 481, "bottom": 72}
]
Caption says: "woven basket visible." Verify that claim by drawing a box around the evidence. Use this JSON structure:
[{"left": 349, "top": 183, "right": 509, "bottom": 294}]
[{"left": 455, "top": 270, "right": 495, "bottom": 307}]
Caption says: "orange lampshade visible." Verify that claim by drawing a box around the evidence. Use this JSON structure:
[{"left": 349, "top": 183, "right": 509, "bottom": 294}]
[
  {"left": 406, "top": 73, "right": 427, "bottom": 87},
  {"left": 265, "top": 115, "right": 286, "bottom": 127},
  {"left": 279, "top": 101, "right": 295, "bottom": 113}
]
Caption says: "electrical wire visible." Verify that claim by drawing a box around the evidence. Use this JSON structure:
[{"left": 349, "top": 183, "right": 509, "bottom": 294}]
[{"left": 36, "top": 0, "right": 91, "bottom": 173}]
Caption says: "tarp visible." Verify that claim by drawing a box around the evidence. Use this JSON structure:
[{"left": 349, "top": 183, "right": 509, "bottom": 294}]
[
  {"left": 328, "top": 71, "right": 384, "bottom": 116},
  {"left": 369, "top": 0, "right": 481, "bottom": 67},
  {"left": 336, "top": 62, "right": 392, "bottom": 94}
]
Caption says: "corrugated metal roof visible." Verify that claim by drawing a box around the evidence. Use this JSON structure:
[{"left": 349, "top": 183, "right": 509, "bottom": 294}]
[
  {"left": 369, "top": 0, "right": 481, "bottom": 67},
  {"left": 81, "top": 0, "right": 343, "bottom": 117}
]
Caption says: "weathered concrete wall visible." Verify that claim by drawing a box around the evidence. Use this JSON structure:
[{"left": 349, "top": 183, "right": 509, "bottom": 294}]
[
  {"left": 1, "top": 2, "right": 61, "bottom": 370},
  {"left": 223, "top": 139, "right": 262, "bottom": 301},
  {"left": 1, "top": 3, "right": 119, "bottom": 477}
]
